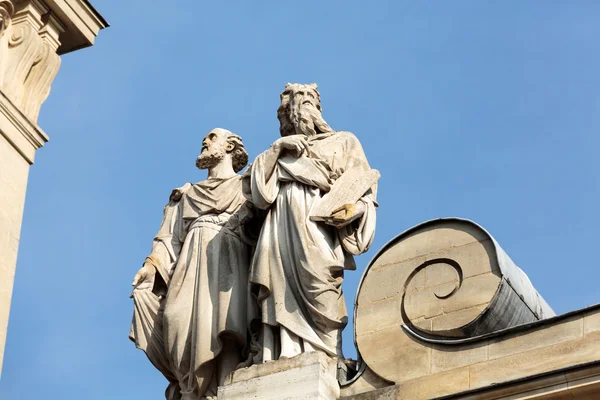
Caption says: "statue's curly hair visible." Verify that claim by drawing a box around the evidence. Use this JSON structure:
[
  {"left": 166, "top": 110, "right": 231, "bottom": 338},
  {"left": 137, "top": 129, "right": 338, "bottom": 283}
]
[{"left": 226, "top": 133, "right": 249, "bottom": 172}]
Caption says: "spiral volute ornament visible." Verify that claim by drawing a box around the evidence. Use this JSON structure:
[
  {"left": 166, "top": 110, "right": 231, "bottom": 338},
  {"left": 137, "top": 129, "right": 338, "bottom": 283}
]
[
  {"left": 353, "top": 218, "right": 555, "bottom": 383},
  {"left": 0, "top": 0, "right": 13, "bottom": 36}
]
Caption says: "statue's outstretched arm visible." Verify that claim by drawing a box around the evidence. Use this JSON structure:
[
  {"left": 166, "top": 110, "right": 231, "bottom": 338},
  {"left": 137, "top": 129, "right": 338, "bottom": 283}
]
[{"left": 132, "top": 186, "right": 188, "bottom": 293}]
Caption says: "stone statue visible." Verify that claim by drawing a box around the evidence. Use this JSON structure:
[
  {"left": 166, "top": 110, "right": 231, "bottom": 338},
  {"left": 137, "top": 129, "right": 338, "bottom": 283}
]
[
  {"left": 245, "top": 83, "right": 378, "bottom": 361},
  {"left": 130, "top": 128, "right": 258, "bottom": 400}
]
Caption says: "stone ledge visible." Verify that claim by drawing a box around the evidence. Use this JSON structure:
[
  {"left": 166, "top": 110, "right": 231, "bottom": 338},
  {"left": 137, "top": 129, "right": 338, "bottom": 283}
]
[
  {"left": 44, "top": 0, "right": 108, "bottom": 54},
  {"left": 343, "top": 362, "right": 600, "bottom": 399},
  {"left": 231, "top": 351, "right": 335, "bottom": 383},
  {"left": 0, "top": 90, "right": 48, "bottom": 164},
  {"left": 219, "top": 352, "right": 340, "bottom": 399}
]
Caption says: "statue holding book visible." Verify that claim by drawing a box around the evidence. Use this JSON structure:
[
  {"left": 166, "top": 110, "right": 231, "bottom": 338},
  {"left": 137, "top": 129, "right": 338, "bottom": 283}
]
[{"left": 245, "top": 83, "right": 379, "bottom": 361}]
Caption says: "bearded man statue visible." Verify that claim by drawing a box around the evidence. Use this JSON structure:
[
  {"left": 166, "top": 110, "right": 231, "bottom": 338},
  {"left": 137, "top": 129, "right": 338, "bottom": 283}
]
[
  {"left": 130, "top": 128, "right": 258, "bottom": 400},
  {"left": 246, "top": 83, "right": 378, "bottom": 362}
]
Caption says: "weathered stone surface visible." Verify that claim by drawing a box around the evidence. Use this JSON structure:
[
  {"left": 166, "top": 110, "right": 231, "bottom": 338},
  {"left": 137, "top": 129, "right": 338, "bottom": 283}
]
[
  {"left": 431, "top": 341, "right": 488, "bottom": 374},
  {"left": 354, "top": 297, "right": 402, "bottom": 337},
  {"left": 130, "top": 129, "right": 255, "bottom": 399},
  {"left": 583, "top": 308, "right": 600, "bottom": 334},
  {"left": 340, "top": 366, "right": 392, "bottom": 398},
  {"left": 430, "top": 304, "right": 488, "bottom": 333},
  {"left": 357, "top": 263, "right": 410, "bottom": 304},
  {"left": 0, "top": 0, "right": 106, "bottom": 377},
  {"left": 0, "top": 133, "right": 29, "bottom": 375},
  {"left": 346, "top": 361, "right": 600, "bottom": 399},
  {"left": 470, "top": 331, "right": 600, "bottom": 389},
  {"left": 310, "top": 166, "right": 380, "bottom": 221},
  {"left": 405, "top": 272, "right": 500, "bottom": 333},
  {"left": 343, "top": 368, "right": 471, "bottom": 400},
  {"left": 565, "top": 363, "right": 600, "bottom": 398},
  {"left": 246, "top": 82, "right": 377, "bottom": 362},
  {"left": 467, "top": 374, "right": 570, "bottom": 400},
  {"left": 445, "top": 361, "right": 600, "bottom": 399},
  {"left": 346, "top": 320, "right": 600, "bottom": 399},
  {"left": 219, "top": 352, "right": 340, "bottom": 399},
  {"left": 398, "top": 368, "right": 471, "bottom": 400},
  {"left": 355, "top": 219, "right": 555, "bottom": 385},
  {"left": 342, "top": 386, "right": 397, "bottom": 400},
  {"left": 370, "top": 222, "right": 489, "bottom": 269},
  {"left": 487, "top": 316, "right": 583, "bottom": 361},
  {"left": 357, "top": 327, "right": 431, "bottom": 382}
]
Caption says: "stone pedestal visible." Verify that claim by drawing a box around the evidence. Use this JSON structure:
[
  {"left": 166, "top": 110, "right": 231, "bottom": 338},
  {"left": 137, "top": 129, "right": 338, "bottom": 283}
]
[{"left": 218, "top": 352, "right": 340, "bottom": 400}]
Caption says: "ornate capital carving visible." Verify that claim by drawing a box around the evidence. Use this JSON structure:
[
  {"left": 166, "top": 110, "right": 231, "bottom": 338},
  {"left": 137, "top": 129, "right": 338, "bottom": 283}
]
[
  {"left": 0, "top": 1, "right": 14, "bottom": 36},
  {"left": 0, "top": 0, "right": 63, "bottom": 122}
]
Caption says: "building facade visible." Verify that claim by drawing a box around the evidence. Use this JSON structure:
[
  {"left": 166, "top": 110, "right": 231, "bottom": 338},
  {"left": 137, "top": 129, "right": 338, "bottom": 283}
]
[{"left": 0, "top": 0, "right": 107, "bottom": 375}]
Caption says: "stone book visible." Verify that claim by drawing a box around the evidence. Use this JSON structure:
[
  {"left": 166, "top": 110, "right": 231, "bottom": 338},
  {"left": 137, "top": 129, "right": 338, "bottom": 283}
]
[{"left": 309, "top": 166, "right": 380, "bottom": 222}]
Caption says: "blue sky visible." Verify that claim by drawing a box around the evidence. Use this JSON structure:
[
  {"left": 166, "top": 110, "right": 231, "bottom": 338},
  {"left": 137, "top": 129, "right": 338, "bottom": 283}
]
[{"left": 2, "top": 1, "right": 600, "bottom": 398}]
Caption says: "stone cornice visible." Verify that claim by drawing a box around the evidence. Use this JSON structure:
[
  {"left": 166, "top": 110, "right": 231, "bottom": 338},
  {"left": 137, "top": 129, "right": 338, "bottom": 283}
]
[
  {"left": 0, "top": 89, "right": 48, "bottom": 164},
  {"left": 43, "top": 0, "right": 108, "bottom": 55}
]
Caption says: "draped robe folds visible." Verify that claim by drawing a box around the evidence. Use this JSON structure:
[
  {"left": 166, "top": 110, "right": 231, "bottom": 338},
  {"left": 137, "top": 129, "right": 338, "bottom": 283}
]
[
  {"left": 248, "top": 131, "right": 377, "bottom": 358},
  {"left": 129, "top": 175, "right": 257, "bottom": 398}
]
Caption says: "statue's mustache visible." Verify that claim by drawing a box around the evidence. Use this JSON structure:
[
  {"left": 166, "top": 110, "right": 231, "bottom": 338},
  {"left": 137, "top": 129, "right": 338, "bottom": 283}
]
[{"left": 288, "top": 102, "right": 331, "bottom": 135}]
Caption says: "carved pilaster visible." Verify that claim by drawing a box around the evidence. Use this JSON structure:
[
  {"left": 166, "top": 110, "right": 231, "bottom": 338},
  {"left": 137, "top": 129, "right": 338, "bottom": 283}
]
[{"left": 0, "top": 0, "right": 105, "bottom": 379}]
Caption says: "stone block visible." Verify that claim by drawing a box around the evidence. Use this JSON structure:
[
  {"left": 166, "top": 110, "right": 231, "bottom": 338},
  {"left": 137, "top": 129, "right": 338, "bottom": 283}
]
[
  {"left": 408, "top": 273, "right": 499, "bottom": 317},
  {"left": 429, "top": 238, "right": 499, "bottom": 278},
  {"left": 470, "top": 331, "right": 600, "bottom": 389},
  {"left": 430, "top": 304, "right": 488, "bottom": 333},
  {"left": 371, "top": 222, "right": 488, "bottom": 269},
  {"left": 340, "top": 366, "right": 392, "bottom": 398},
  {"left": 358, "top": 236, "right": 498, "bottom": 307},
  {"left": 460, "top": 372, "right": 569, "bottom": 400},
  {"left": 431, "top": 341, "right": 488, "bottom": 373},
  {"left": 424, "top": 261, "right": 460, "bottom": 288},
  {"left": 404, "top": 272, "right": 499, "bottom": 334},
  {"left": 564, "top": 361, "right": 600, "bottom": 382},
  {"left": 357, "top": 262, "right": 412, "bottom": 304},
  {"left": 566, "top": 367, "right": 600, "bottom": 399},
  {"left": 342, "top": 385, "right": 397, "bottom": 400},
  {"left": 0, "top": 133, "right": 30, "bottom": 375},
  {"left": 355, "top": 297, "right": 402, "bottom": 337},
  {"left": 357, "top": 327, "right": 431, "bottom": 383},
  {"left": 583, "top": 308, "right": 600, "bottom": 335},
  {"left": 395, "top": 367, "right": 470, "bottom": 400},
  {"left": 487, "top": 316, "right": 583, "bottom": 360},
  {"left": 347, "top": 368, "right": 472, "bottom": 400},
  {"left": 218, "top": 352, "right": 340, "bottom": 399}
]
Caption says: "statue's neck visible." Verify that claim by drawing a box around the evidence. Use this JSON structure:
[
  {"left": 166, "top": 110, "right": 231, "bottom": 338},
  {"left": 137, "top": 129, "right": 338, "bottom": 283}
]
[{"left": 207, "top": 156, "right": 236, "bottom": 179}]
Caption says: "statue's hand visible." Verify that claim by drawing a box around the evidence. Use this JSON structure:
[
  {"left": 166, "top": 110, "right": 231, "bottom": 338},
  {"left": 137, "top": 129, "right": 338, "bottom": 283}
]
[
  {"left": 272, "top": 135, "right": 308, "bottom": 157},
  {"left": 132, "top": 263, "right": 155, "bottom": 291},
  {"left": 324, "top": 202, "right": 365, "bottom": 228}
]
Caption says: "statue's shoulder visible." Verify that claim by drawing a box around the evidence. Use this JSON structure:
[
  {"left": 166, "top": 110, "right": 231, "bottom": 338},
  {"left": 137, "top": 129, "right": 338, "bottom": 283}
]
[
  {"left": 169, "top": 182, "right": 192, "bottom": 202},
  {"left": 335, "top": 130, "right": 362, "bottom": 146}
]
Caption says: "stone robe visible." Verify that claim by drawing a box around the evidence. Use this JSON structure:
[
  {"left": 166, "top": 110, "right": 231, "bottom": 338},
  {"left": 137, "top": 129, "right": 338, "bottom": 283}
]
[
  {"left": 130, "top": 175, "right": 256, "bottom": 398},
  {"left": 248, "top": 131, "right": 377, "bottom": 357}
]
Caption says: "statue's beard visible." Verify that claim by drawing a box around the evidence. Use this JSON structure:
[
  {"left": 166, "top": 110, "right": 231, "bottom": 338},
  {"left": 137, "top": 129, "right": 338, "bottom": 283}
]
[
  {"left": 287, "top": 103, "right": 331, "bottom": 137},
  {"left": 196, "top": 148, "right": 226, "bottom": 170},
  {"left": 278, "top": 107, "right": 296, "bottom": 137}
]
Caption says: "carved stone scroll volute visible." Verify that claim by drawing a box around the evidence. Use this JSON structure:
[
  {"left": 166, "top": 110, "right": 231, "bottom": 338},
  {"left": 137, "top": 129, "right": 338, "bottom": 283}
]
[
  {"left": 0, "top": 1, "right": 15, "bottom": 87},
  {"left": 0, "top": 1, "right": 14, "bottom": 36},
  {"left": 22, "top": 13, "right": 62, "bottom": 121}
]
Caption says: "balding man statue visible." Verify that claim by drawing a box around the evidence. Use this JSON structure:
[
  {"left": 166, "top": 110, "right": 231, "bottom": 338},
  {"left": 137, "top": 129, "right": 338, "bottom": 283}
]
[
  {"left": 130, "top": 128, "right": 258, "bottom": 400},
  {"left": 246, "top": 83, "right": 378, "bottom": 362}
]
